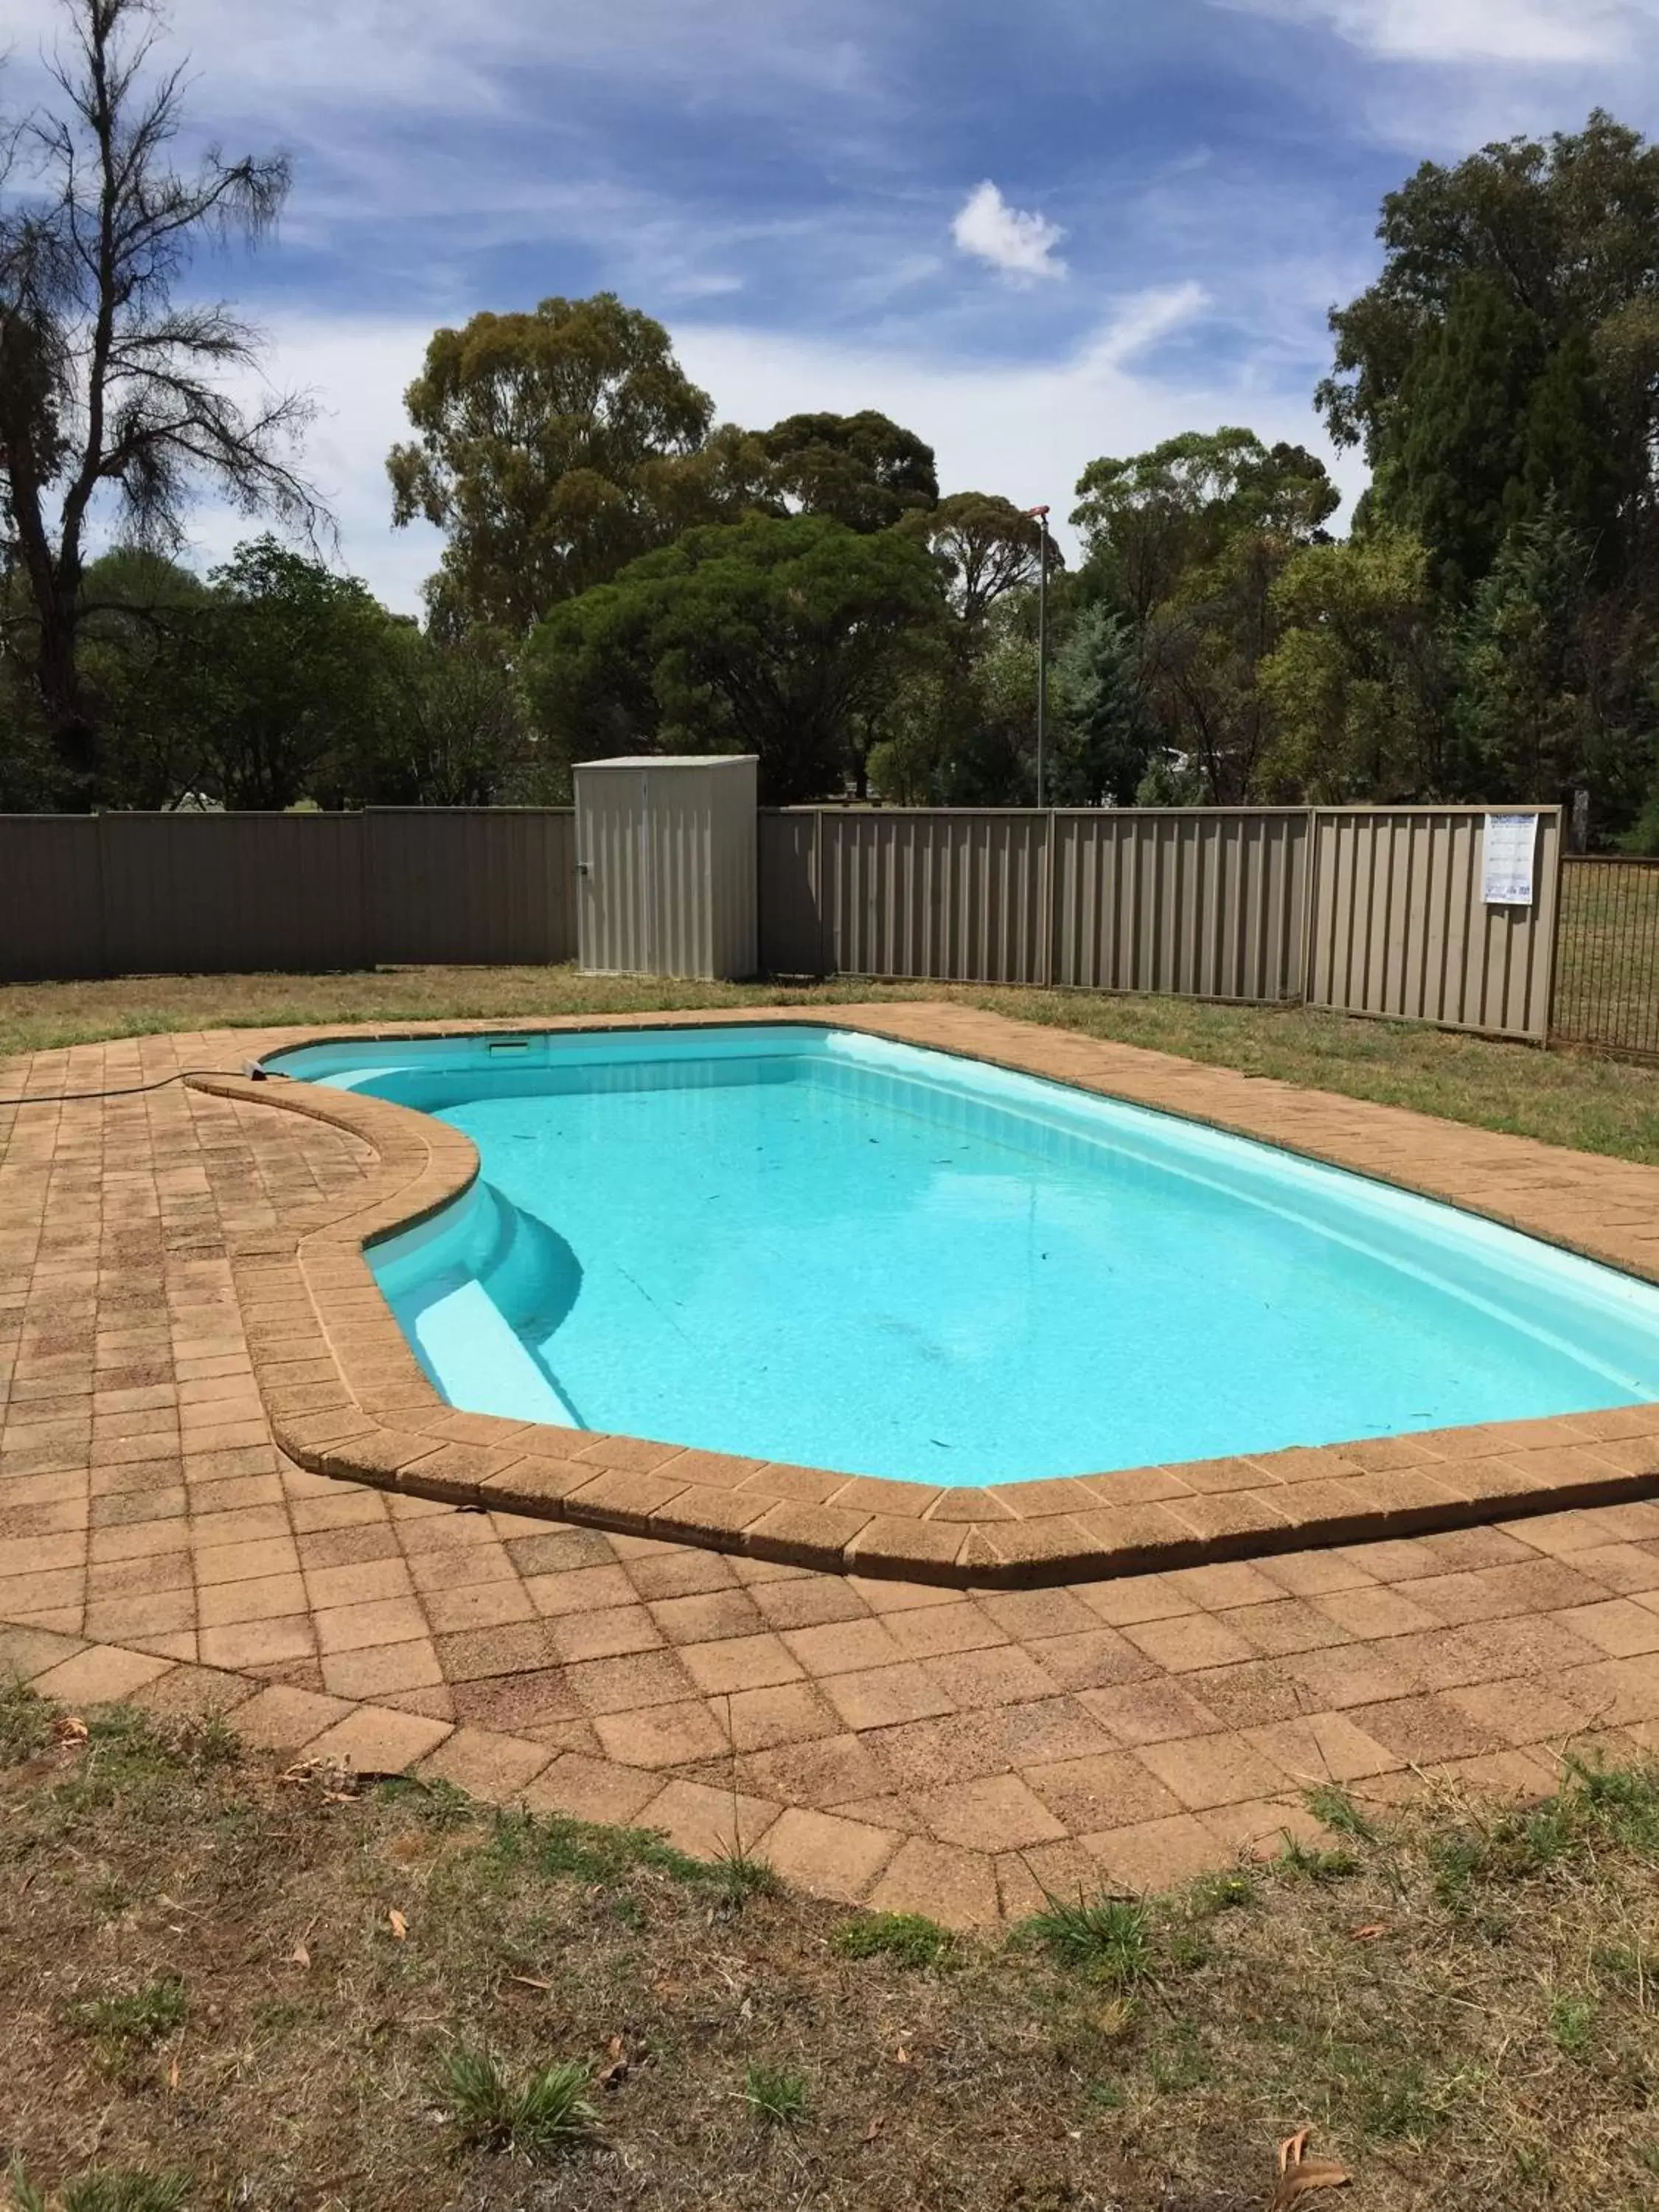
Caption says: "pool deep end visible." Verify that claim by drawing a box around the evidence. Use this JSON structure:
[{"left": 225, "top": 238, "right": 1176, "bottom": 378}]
[{"left": 265, "top": 1023, "right": 1659, "bottom": 1489}]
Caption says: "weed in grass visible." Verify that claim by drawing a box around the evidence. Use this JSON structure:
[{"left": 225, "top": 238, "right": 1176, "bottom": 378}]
[
  {"left": 1427, "top": 1832, "right": 1488, "bottom": 1908},
  {"left": 63, "top": 2176, "right": 189, "bottom": 2212},
  {"left": 1551, "top": 1994, "right": 1596, "bottom": 2059},
  {"left": 1304, "top": 1784, "right": 1382, "bottom": 1842},
  {"left": 437, "top": 2046, "right": 598, "bottom": 2155},
  {"left": 1570, "top": 1756, "right": 1659, "bottom": 1855},
  {"left": 375, "top": 1776, "right": 474, "bottom": 1831},
  {"left": 488, "top": 1806, "right": 759, "bottom": 1899},
  {"left": 1428, "top": 1763, "right": 1659, "bottom": 1908},
  {"left": 1185, "top": 1869, "right": 1256, "bottom": 1917},
  {"left": 1163, "top": 1927, "right": 1214, "bottom": 1972},
  {"left": 707, "top": 1834, "right": 780, "bottom": 1907},
  {"left": 1276, "top": 1834, "right": 1360, "bottom": 1884},
  {"left": 52, "top": 1709, "right": 236, "bottom": 1818},
  {"left": 9, "top": 2166, "right": 191, "bottom": 2212},
  {"left": 72, "top": 1978, "right": 187, "bottom": 2048},
  {"left": 831, "top": 1912, "right": 956, "bottom": 1969},
  {"left": 1021, "top": 1893, "right": 1150, "bottom": 1985},
  {"left": 743, "top": 2062, "right": 810, "bottom": 2129},
  {"left": 0, "top": 1681, "right": 53, "bottom": 1764}
]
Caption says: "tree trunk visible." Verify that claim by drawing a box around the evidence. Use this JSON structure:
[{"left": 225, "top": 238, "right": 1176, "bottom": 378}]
[{"left": 32, "top": 583, "right": 101, "bottom": 807}]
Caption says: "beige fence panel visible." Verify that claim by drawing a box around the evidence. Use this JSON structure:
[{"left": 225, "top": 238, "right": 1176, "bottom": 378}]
[
  {"left": 816, "top": 810, "right": 1048, "bottom": 983},
  {"left": 760, "top": 806, "right": 1306, "bottom": 1001},
  {"left": 1305, "top": 806, "right": 1561, "bottom": 1040},
  {"left": 758, "top": 810, "right": 823, "bottom": 973},
  {"left": 1052, "top": 809, "right": 1307, "bottom": 1000},
  {"left": 0, "top": 809, "right": 580, "bottom": 981},
  {"left": 97, "top": 812, "right": 370, "bottom": 974},
  {"left": 366, "top": 809, "right": 576, "bottom": 964}
]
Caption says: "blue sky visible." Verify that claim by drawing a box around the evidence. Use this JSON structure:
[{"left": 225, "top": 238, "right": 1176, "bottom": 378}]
[{"left": 12, "top": 0, "right": 1659, "bottom": 608}]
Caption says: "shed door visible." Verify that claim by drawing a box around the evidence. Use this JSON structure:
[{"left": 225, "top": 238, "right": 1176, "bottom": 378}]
[{"left": 577, "top": 768, "right": 652, "bottom": 973}]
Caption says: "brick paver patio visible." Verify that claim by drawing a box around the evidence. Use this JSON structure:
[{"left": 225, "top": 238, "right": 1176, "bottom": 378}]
[{"left": 3, "top": 1006, "right": 1658, "bottom": 1924}]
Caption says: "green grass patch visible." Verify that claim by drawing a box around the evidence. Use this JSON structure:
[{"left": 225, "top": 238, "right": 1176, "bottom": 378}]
[
  {"left": 1020, "top": 1894, "right": 1151, "bottom": 1984},
  {"left": 1304, "top": 1784, "right": 1383, "bottom": 1842},
  {"left": 1276, "top": 1834, "right": 1361, "bottom": 1884},
  {"left": 743, "top": 2062, "right": 810, "bottom": 2129},
  {"left": 71, "top": 1978, "right": 187, "bottom": 2048},
  {"left": 0, "top": 1680, "right": 53, "bottom": 1764},
  {"left": 10, "top": 2165, "right": 189, "bottom": 2212},
  {"left": 1185, "top": 1868, "right": 1258, "bottom": 1917},
  {"left": 485, "top": 1805, "right": 772, "bottom": 1906},
  {"left": 437, "top": 2047, "right": 599, "bottom": 2154},
  {"left": 830, "top": 1911, "right": 956, "bottom": 1969}
]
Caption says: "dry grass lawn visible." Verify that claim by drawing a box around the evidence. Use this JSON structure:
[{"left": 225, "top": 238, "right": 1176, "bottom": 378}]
[
  {"left": 3, "top": 1682, "right": 1658, "bottom": 2212},
  {"left": 0, "top": 964, "right": 1655, "bottom": 1166}
]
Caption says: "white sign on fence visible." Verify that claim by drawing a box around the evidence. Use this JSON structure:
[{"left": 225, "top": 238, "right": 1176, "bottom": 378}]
[{"left": 1482, "top": 812, "right": 1539, "bottom": 906}]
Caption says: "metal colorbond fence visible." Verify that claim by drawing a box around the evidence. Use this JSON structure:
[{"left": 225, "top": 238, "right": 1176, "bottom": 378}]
[
  {"left": 1551, "top": 855, "right": 1659, "bottom": 1060},
  {"left": 758, "top": 804, "right": 1559, "bottom": 1039},
  {"left": 1304, "top": 805, "right": 1562, "bottom": 1041},
  {"left": 0, "top": 800, "right": 1567, "bottom": 1045},
  {"left": 0, "top": 808, "right": 577, "bottom": 981}
]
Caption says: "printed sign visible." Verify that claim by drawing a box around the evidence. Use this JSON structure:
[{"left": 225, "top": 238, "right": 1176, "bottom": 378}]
[{"left": 1482, "top": 812, "right": 1538, "bottom": 906}]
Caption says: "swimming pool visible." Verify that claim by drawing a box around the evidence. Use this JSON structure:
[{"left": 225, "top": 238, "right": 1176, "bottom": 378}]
[{"left": 268, "top": 1023, "right": 1659, "bottom": 1486}]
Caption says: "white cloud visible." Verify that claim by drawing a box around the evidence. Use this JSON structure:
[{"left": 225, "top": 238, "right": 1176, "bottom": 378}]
[
  {"left": 951, "top": 181, "right": 1068, "bottom": 282},
  {"left": 1217, "top": 0, "right": 1653, "bottom": 66},
  {"left": 192, "top": 293, "right": 1364, "bottom": 612}
]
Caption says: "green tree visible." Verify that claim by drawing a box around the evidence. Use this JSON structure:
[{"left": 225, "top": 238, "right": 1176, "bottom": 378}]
[
  {"left": 0, "top": 0, "right": 318, "bottom": 802},
  {"left": 524, "top": 512, "right": 946, "bottom": 802},
  {"left": 1321, "top": 113, "right": 1659, "bottom": 584},
  {"left": 759, "top": 411, "right": 937, "bottom": 532},
  {"left": 867, "top": 594, "right": 1045, "bottom": 805},
  {"left": 77, "top": 547, "right": 210, "bottom": 807},
  {"left": 1046, "top": 602, "right": 1153, "bottom": 805},
  {"left": 1450, "top": 502, "right": 1649, "bottom": 811},
  {"left": 1510, "top": 324, "right": 1627, "bottom": 568},
  {"left": 1072, "top": 430, "right": 1338, "bottom": 802},
  {"left": 388, "top": 293, "right": 717, "bottom": 636},
  {"left": 1071, "top": 429, "right": 1336, "bottom": 623},
  {"left": 1377, "top": 277, "right": 1545, "bottom": 597},
  {"left": 900, "top": 492, "right": 1057, "bottom": 625},
  {"left": 1259, "top": 531, "right": 1455, "bottom": 800},
  {"left": 364, "top": 627, "right": 532, "bottom": 805},
  {"left": 183, "top": 538, "right": 397, "bottom": 809}
]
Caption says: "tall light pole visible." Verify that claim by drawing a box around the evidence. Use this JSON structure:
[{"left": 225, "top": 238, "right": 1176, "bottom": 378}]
[{"left": 1023, "top": 504, "right": 1051, "bottom": 810}]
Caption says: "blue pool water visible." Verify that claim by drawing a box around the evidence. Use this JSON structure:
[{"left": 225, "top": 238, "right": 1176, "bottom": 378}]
[{"left": 268, "top": 1025, "right": 1659, "bottom": 1484}]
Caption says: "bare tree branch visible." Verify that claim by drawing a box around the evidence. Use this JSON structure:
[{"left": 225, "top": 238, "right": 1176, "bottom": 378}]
[{"left": 0, "top": 0, "right": 328, "bottom": 799}]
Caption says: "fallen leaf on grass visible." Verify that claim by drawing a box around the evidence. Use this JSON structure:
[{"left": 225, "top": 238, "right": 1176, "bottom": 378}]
[
  {"left": 1349, "top": 1923, "right": 1387, "bottom": 1943},
  {"left": 288, "top": 1943, "right": 310, "bottom": 1969},
  {"left": 863, "top": 2118, "right": 883, "bottom": 2143},
  {"left": 387, "top": 1908, "right": 408, "bottom": 1941},
  {"left": 595, "top": 2036, "right": 630, "bottom": 2090},
  {"left": 1270, "top": 2128, "right": 1351, "bottom": 2208},
  {"left": 509, "top": 1972, "right": 552, "bottom": 1992},
  {"left": 53, "top": 1716, "right": 88, "bottom": 1744},
  {"left": 167, "top": 2054, "right": 180, "bottom": 2093}
]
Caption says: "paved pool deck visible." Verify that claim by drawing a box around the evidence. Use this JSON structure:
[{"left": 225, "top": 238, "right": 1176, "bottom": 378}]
[{"left": 3, "top": 1004, "right": 1659, "bottom": 1924}]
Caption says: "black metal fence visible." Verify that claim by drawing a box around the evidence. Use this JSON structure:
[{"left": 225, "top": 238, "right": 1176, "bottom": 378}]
[{"left": 1551, "top": 855, "right": 1659, "bottom": 1059}]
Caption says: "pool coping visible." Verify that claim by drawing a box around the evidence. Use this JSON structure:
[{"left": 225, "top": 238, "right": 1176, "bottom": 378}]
[{"left": 189, "top": 1004, "right": 1659, "bottom": 1589}]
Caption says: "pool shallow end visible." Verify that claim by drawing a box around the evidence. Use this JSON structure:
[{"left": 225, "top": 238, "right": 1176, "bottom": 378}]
[{"left": 183, "top": 1004, "right": 1659, "bottom": 1588}]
